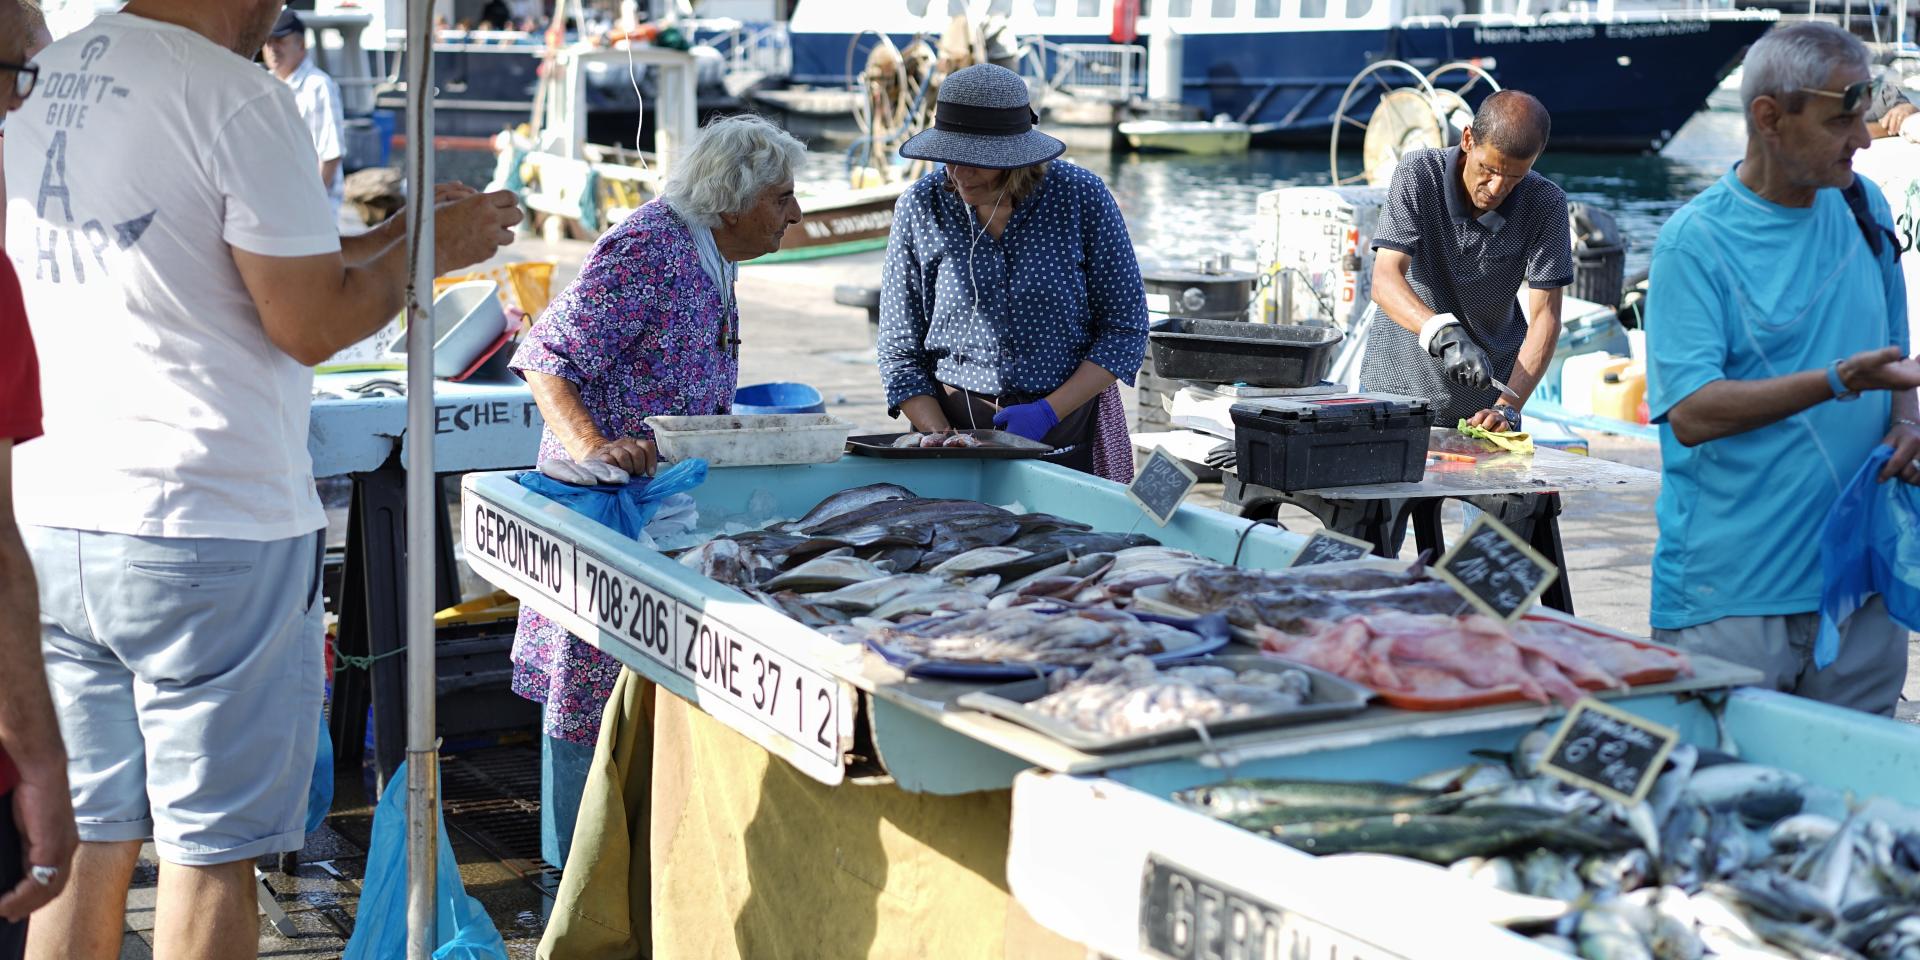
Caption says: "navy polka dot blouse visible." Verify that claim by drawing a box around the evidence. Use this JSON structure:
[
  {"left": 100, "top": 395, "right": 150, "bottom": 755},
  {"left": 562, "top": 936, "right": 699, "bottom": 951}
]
[{"left": 876, "top": 162, "right": 1149, "bottom": 412}]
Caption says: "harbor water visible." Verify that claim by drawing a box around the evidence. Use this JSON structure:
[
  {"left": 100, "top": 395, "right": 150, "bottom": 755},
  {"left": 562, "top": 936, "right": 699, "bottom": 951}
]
[
  {"left": 1084, "top": 107, "right": 1748, "bottom": 280},
  {"left": 444, "top": 104, "right": 1747, "bottom": 278}
]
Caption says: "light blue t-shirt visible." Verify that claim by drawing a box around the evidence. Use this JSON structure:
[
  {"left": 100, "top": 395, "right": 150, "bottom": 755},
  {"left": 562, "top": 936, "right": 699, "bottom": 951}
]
[{"left": 1646, "top": 166, "right": 1907, "bottom": 630}]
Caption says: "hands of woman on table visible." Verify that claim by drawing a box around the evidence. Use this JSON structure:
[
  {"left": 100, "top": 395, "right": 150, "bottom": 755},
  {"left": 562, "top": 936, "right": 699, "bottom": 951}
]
[
  {"left": 899, "top": 395, "right": 953, "bottom": 435},
  {"left": 578, "top": 436, "right": 658, "bottom": 478},
  {"left": 992, "top": 399, "right": 1058, "bottom": 442}
]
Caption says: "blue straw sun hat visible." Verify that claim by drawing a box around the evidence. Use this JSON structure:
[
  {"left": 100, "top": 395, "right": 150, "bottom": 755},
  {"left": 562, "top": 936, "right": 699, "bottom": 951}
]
[{"left": 899, "top": 64, "right": 1066, "bottom": 170}]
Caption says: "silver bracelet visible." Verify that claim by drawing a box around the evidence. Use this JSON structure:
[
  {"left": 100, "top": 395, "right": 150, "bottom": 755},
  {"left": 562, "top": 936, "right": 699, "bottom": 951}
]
[{"left": 1896, "top": 417, "right": 1920, "bottom": 429}]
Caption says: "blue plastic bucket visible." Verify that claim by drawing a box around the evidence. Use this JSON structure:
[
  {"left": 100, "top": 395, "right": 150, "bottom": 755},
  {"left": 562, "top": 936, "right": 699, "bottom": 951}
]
[{"left": 733, "top": 382, "right": 825, "bottom": 415}]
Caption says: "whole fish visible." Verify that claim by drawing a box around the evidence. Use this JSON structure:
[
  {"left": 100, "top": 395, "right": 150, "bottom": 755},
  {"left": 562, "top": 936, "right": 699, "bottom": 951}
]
[
  {"left": 871, "top": 588, "right": 991, "bottom": 621},
  {"left": 1686, "top": 765, "right": 1810, "bottom": 816},
  {"left": 810, "top": 574, "right": 948, "bottom": 613},
  {"left": 926, "top": 513, "right": 1024, "bottom": 557},
  {"left": 774, "top": 482, "right": 915, "bottom": 532},
  {"left": 802, "top": 498, "right": 1009, "bottom": 539},
  {"left": 928, "top": 545, "right": 1032, "bottom": 576},
  {"left": 1262, "top": 812, "right": 1589, "bottom": 864},
  {"left": 860, "top": 544, "right": 926, "bottom": 573},
  {"left": 762, "top": 552, "right": 887, "bottom": 592},
  {"left": 1793, "top": 808, "right": 1861, "bottom": 914},
  {"left": 1172, "top": 778, "right": 1447, "bottom": 819},
  {"left": 1770, "top": 814, "right": 1841, "bottom": 854}
]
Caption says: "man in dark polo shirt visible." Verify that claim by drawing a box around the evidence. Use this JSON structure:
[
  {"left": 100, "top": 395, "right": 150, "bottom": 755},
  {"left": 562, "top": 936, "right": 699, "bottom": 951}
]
[{"left": 1360, "top": 90, "right": 1572, "bottom": 430}]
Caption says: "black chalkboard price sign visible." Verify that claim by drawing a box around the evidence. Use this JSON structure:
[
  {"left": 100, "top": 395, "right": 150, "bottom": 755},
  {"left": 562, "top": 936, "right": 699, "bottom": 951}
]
[
  {"left": 1434, "top": 515, "right": 1559, "bottom": 621},
  {"left": 1128, "top": 446, "right": 1198, "bottom": 527},
  {"left": 1539, "top": 698, "right": 1679, "bottom": 806},
  {"left": 1289, "top": 529, "right": 1375, "bottom": 567}
]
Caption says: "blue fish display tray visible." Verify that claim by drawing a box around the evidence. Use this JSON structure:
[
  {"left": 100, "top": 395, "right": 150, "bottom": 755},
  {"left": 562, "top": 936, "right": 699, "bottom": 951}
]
[{"left": 867, "top": 608, "right": 1233, "bottom": 680}]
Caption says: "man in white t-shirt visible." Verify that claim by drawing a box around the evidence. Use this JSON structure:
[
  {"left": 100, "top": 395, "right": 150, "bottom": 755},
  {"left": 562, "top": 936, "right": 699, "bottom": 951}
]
[
  {"left": 262, "top": 7, "right": 346, "bottom": 217},
  {"left": 2, "top": 1, "right": 520, "bottom": 956}
]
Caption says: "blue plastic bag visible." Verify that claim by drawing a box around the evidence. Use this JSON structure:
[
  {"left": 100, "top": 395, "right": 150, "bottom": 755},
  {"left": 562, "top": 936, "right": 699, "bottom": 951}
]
[
  {"left": 304, "top": 716, "right": 333, "bottom": 836},
  {"left": 513, "top": 457, "right": 708, "bottom": 539},
  {"left": 341, "top": 761, "right": 510, "bottom": 960},
  {"left": 1816, "top": 444, "right": 1920, "bottom": 668}
]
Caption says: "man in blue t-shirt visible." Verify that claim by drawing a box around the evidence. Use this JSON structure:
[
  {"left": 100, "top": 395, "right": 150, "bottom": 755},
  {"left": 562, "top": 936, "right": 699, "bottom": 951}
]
[{"left": 1647, "top": 21, "right": 1919, "bottom": 714}]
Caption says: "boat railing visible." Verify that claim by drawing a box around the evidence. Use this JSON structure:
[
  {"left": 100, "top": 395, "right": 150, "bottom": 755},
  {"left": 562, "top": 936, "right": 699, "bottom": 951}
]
[
  {"left": 1421, "top": 5, "right": 1775, "bottom": 25},
  {"left": 701, "top": 20, "right": 793, "bottom": 79},
  {"left": 1051, "top": 41, "right": 1147, "bottom": 102}
]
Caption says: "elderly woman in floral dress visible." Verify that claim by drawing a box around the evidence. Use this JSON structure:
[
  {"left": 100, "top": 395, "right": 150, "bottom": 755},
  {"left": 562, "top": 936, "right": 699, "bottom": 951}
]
[{"left": 508, "top": 114, "right": 805, "bottom": 871}]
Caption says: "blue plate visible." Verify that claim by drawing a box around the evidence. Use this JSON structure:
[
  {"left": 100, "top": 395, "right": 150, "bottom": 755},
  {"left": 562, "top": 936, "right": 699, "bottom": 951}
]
[{"left": 866, "top": 608, "right": 1233, "bottom": 680}]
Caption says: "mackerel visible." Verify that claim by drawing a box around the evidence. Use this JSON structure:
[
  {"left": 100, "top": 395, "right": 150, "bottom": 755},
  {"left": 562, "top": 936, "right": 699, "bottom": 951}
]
[{"left": 1173, "top": 778, "right": 1445, "bottom": 819}]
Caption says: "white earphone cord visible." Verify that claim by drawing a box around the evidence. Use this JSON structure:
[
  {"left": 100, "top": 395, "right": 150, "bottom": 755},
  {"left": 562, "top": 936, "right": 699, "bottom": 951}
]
[{"left": 964, "top": 181, "right": 1010, "bottom": 433}]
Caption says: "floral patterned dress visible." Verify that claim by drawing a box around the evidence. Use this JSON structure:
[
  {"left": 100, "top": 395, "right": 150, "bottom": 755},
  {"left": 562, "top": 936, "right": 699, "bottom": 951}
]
[{"left": 507, "top": 200, "right": 738, "bottom": 745}]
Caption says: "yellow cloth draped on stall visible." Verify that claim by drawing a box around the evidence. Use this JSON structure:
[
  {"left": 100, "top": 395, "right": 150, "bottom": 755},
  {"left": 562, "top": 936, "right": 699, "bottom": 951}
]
[
  {"left": 650, "top": 690, "right": 1081, "bottom": 959},
  {"left": 543, "top": 665, "right": 1082, "bottom": 958},
  {"left": 537, "top": 672, "right": 655, "bottom": 960}
]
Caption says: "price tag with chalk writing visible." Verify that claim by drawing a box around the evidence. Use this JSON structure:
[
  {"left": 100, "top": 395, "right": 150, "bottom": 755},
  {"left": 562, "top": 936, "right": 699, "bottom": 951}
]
[
  {"left": 1128, "top": 447, "right": 1197, "bottom": 527},
  {"left": 1539, "top": 698, "right": 1679, "bottom": 806},
  {"left": 1289, "top": 529, "right": 1374, "bottom": 567},
  {"left": 1434, "top": 515, "right": 1558, "bottom": 621}
]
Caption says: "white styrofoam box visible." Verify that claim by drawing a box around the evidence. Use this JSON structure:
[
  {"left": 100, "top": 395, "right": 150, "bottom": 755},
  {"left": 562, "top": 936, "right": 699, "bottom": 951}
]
[
  {"left": 1255, "top": 185, "right": 1388, "bottom": 331},
  {"left": 644, "top": 414, "right": 855, "bottom": 467}
]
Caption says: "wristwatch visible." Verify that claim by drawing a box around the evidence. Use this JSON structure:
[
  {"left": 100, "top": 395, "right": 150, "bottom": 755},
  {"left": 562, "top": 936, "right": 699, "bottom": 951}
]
[
  {"left": 1828, "top": 358, "right": 1861, "bottom": 402},
  {"left": 1494, "top": 403, "right": 1522, "bottom": 431}
]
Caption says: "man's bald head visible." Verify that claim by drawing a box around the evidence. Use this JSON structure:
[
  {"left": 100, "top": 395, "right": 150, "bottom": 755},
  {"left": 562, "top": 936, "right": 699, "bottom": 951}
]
[{"left": 1469, "top": 90, "right": 1552, "bottom": 160}]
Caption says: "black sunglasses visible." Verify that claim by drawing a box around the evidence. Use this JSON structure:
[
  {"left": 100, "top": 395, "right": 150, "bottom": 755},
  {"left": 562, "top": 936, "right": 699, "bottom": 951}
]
[
  {"left": 0, "top": 61, "right": 37, "bottom": 102},
  {"left": 1798, "top": 78, "right": 1876, "bottom": 114}
]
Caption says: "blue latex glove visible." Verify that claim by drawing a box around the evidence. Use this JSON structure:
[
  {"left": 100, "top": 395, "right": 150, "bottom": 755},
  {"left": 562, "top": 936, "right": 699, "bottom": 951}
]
[{"left": 992, "top": 399, "right": 1059, "bottom": 442}]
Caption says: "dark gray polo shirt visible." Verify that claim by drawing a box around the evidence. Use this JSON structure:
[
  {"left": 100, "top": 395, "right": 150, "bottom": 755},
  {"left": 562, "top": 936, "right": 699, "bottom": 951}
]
[{"left": 1358, "top": 146, "right": 1573, "bottom": 421}]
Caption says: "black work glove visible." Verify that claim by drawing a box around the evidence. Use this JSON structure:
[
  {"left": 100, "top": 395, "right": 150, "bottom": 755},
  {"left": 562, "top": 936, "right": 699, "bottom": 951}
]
[
  {"left": 1427, "top": 324, "right": 1493, "bottom": 392},
  {"left": 1205, "top": 441, "right": 1237, "bottom": 471}
]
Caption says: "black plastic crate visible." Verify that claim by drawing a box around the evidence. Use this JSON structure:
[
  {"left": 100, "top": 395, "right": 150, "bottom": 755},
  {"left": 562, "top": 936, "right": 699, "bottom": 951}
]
[
  {"left": 1149, "top": 318, "right": 1343, "bottom": 388},
  {"left": 1230, "top": 393, "right": 1433, "bottom": 491}
]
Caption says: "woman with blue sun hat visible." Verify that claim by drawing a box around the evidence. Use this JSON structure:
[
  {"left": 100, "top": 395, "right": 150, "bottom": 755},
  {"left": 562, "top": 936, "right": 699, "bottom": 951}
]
[{"left": 875, "top": 63, "right": 1149, "bottom": 480}]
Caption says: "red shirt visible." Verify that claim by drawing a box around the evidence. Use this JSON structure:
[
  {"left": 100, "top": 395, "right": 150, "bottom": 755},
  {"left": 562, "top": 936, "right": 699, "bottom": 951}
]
[{"left": 0, "top": 256, "right": 41, "bottom": 795}]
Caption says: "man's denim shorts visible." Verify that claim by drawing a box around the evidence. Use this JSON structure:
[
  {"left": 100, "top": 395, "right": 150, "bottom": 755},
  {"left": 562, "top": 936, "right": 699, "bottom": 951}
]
[{"left": 24, "top": 527, "right": 325, "bottom": 866}]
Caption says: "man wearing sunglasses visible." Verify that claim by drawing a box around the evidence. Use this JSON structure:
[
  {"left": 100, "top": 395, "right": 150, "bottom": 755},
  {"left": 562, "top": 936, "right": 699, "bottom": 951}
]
[
  {"left": 1646, "top": 21, "right": 1917, "bottom": 715},
  {"left": 2, "top": 1, "right": 522, "bottom": 957},
  {"left": 0, "top": 2, "right": 52, "bottom": 241}
]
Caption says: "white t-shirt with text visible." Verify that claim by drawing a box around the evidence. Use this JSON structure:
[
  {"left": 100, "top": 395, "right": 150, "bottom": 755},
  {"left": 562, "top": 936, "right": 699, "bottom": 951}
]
[{"left": 4, "top": 13, "right": 340, "bottom": 540}]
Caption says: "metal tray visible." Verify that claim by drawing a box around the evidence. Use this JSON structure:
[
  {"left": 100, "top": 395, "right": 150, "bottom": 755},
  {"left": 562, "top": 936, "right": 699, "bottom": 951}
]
[
  {"left": 846, "top": 429, "right": 1056, "bottom": 460},
  {"left": 955, "top": 655, "right": 1372, "bottom": 752}
]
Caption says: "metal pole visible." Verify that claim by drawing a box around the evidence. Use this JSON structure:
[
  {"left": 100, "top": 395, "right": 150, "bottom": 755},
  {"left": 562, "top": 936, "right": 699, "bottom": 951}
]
[{"left": 402, "top": 0, "right": 439, "bottom": 955}]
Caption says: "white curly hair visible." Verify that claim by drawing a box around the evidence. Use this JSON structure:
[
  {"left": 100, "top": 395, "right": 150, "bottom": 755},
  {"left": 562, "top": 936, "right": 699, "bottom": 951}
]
[{"left": 661, "top": 114, "right": 808, "bottom": 227}]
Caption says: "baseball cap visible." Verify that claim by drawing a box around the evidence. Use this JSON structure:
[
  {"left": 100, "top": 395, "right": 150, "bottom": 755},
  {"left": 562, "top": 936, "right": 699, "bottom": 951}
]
[{"left": 270, "top": 7, "right": 303, "bottom": 38}]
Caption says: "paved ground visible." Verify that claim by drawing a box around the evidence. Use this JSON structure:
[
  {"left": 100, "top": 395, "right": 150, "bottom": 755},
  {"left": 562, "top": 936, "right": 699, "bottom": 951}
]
[{"left": 104, "top": 234, "right": 1917, "bottom": 957}]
